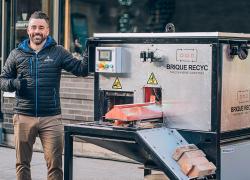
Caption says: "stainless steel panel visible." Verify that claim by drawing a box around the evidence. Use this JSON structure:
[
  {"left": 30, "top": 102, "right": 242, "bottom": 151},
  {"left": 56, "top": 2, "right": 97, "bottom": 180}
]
[
  {"left": 221, "top": 44, "right": 250, "bottom": 131},
  {"left": 221, "top": 140, "right": 250, "bottom": 180},
  {"left": 94, "top": 32, "right": 250, "bottom": 38},
  {"left": 99, "top": 44, "right": 212, "bottom": 131},
  {"left": 137, "top": 127, "right": 189, "bottom": 180}
]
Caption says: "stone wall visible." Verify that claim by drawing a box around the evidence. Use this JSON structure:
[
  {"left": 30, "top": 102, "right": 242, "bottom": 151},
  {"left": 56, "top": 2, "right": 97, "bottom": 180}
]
[
  {"left": 60, "top": 73, "right": 94, "bottom": 123},
  {"left": 2, "top": 98, "right": 15, "bottom": 133}
]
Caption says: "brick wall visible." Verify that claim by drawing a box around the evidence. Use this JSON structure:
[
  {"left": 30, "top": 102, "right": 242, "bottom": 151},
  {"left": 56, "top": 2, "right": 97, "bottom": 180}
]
[
  {"left": 2, "top": 97, "right": 15, "bottom": 133},
  {"left": 2, "top": 74, "right": 94, "bottom": 133},
  {"left": 60, "top": 73, "right": 94, "bottom": 123}
]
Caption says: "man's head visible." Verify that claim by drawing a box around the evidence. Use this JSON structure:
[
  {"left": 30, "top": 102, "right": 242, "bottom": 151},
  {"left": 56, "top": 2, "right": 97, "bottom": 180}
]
[{"left": 27, "top": 11, "right": 50, "bottom": 46}]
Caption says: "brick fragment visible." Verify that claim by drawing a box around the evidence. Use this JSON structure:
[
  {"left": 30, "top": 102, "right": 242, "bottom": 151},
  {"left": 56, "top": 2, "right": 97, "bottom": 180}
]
[
  {"left": 172, "top": 144, "right": 198, "bottom": 161},
  {"left": 187, "top": 162, "right": 216, "bottom": 178}
]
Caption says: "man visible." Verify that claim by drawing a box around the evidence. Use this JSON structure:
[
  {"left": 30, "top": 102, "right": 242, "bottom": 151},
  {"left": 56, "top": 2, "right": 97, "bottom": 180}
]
[{"left": 0, "top": 11, "right": 88, "bottom": 180}]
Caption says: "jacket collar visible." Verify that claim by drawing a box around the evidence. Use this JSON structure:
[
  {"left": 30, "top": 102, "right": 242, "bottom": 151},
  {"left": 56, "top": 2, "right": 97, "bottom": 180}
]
[{"left": 17, "top": 36, "right": 57, "bottom": 53}]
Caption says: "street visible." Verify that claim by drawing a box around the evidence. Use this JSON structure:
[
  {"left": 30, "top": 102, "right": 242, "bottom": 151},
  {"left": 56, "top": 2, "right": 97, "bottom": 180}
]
[{"left": 0, "top": 146, "right": 144, "bottom": 180}]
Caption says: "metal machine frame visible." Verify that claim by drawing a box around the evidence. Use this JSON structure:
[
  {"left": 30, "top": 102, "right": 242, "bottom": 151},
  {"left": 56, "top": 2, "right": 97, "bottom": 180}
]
[{"left": 64, "top": 33, "right": 250, "bottom": 180}]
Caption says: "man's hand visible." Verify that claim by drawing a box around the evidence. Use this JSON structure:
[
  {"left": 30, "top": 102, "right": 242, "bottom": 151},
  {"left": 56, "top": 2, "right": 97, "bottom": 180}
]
[{"left": 13, "top": 73, "right": 27, "bottom": 91}]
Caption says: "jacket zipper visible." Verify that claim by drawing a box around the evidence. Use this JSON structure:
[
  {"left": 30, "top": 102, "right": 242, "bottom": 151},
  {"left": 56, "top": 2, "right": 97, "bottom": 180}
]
[
  {"left": 29, "top": 57, "right": 33, "bottom": 75},
  {"left": 54, "top": 88, "right": 57, "bottom": 107},
  {"left": 35, "top": 54, "right": 38, "bottom": 116}
]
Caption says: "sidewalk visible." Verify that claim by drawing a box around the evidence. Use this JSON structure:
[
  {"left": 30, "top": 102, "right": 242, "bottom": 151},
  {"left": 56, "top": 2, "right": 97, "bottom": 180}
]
[{"left": 0, "top": 146, "right": 144, "bottom": 180}]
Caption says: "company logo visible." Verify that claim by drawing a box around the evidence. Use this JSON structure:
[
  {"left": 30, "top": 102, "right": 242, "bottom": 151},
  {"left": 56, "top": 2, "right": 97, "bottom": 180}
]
[
  {"left": 165, "top": 48, "right": 209, "bottom": 75},
  {"left": 176, "top": 49, "right": 197, "bottom": 62},
  {"left": 237, "top": 90, "right": 250, "bottom": 103},
  {"left": 231, "top": 90, "right": 250, "bottom": 113},
  {"left": 165, "top": 64, "right": 208, "bottom": 71},
  {"left": 44, "top": 56, "right": 54, "bottom": 62}
]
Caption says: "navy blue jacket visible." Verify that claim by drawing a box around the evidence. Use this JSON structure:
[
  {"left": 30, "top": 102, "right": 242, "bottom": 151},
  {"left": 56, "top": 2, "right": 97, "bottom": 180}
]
[{"left": 0, "top": 36, "right": 88, "bottom": 116}]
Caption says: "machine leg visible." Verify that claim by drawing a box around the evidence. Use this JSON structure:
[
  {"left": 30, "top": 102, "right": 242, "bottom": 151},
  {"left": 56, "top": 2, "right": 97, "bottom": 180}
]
[
  {"left": 144, "top": 168, "right": 152, "bottom": 176},
  {"left": 64, "top": 131, "right": 73, "bottom": 180}
]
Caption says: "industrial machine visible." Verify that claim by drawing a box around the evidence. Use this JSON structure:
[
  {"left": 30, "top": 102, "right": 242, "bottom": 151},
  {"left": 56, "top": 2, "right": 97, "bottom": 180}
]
[{"left": 64, "top": 32, "right": 250, "bottom": 180}]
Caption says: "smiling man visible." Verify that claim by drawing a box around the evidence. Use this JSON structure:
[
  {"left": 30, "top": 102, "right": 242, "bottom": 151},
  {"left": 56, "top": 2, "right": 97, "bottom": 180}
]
[
  {"left": 0, "top": 11, "right": 88, "bottom": 180},
  {"left": 28, "top": 16, "right": 49, "bottom": 49}
]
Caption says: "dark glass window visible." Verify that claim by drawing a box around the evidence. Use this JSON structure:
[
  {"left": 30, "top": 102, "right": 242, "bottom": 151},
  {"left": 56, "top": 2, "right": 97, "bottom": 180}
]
[
  {"left": 14, "top": 0, "right": 53, "bottom": 47},
  {"left": 63, "top": 0, "right": 175, "bottom": 54},
  {"left": 0, "top": 0, "right": 2, "bottom": 58},
  {"left": 1, "top": 0, "right": 55, "bottom": 64}
]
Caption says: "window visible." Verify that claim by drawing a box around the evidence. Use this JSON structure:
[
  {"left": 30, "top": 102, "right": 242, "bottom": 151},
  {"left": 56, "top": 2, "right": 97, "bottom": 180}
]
[
  {"left": 62, "top": 0, "right": 175, "bottom": 54},
  {"left": 0, "top": 0, "right": 2, "bottom": 58},
  {"left": 2, "top": 0, "right": 58, "bottom": 66},
  {"left": 14, "top": 0, "right": 53, "bottom": 47}
]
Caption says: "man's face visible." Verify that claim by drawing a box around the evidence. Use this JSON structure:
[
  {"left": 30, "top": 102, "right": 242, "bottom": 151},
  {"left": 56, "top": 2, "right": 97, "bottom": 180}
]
[{"left": 27, "top": 18, "right": 49, "bottom": 45}]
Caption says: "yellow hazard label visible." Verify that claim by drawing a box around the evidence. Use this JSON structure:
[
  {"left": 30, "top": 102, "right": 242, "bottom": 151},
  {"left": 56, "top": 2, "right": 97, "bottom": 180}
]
[
  {"left": 147, "top": 73, "right": 158, "bottom": 85},
  {"left": 112, "top": 77, "right": 122, "bottom": 89}
]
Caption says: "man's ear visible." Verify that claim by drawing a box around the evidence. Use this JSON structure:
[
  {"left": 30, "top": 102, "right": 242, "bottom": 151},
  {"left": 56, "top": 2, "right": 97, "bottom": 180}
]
[
  {"left": 46, "top": 27, "right": 50, "bottom": 36},
  {"left": 26, "top": 27, "right": 32, "bottom": 39},
  {"left": 27, "top": 27, "right": 30, "bottom": 35}
]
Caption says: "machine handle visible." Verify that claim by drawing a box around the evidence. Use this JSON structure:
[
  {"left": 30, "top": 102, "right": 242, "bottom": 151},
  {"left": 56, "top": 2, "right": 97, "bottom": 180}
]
[{"left": 229, "top": 43, "right": 249, "bottom": 60}]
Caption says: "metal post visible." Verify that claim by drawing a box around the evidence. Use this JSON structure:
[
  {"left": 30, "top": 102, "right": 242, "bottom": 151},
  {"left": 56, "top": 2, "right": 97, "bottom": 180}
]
[
  {"left": 144, "top": 169, "right": 152, "bottom": 176},
  {"left": 52, "top": 0, "right": 59, "bottom": 42},
  {"left": 64, "top": 129, "right": 73, "bottom": 180},
  {"left": 1, "top": 0, "right": 6, "bottom": 64},
  {"left": 0, "top": 0, "right": 5, "bottom": 145},
  {"left": 0, "top": 119, "right": 2, "bottom": 144}
]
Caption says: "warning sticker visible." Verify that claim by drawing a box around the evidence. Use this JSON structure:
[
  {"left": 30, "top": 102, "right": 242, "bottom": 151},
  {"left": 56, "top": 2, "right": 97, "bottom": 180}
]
[
  {"left": 112, "top": 77, "right": 122, "bottom": 89},
  {"left": 147, "top": 73, "right": 158, "bottom": 85}
]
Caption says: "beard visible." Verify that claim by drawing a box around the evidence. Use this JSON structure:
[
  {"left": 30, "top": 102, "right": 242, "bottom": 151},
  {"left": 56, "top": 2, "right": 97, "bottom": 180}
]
[{"left": 29, "top": 33, "right": 47, "bottom": 45}]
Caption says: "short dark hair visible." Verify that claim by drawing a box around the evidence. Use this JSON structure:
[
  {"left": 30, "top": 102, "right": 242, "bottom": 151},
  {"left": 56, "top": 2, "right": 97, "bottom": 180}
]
[{"left": 29, "top": 11, "right": 49, "bottom": 24}]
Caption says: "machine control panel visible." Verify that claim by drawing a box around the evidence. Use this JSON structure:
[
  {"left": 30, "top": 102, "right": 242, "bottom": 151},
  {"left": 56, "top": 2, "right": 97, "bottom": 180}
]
[{"left": 95, "top": 47, "right": 126, "bottom": 73}]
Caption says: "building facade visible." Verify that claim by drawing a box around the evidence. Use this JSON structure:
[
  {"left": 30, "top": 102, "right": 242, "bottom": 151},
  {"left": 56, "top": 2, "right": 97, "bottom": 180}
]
[{"left": 1, "top": 0, "right": 250, "bottom": 143}]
